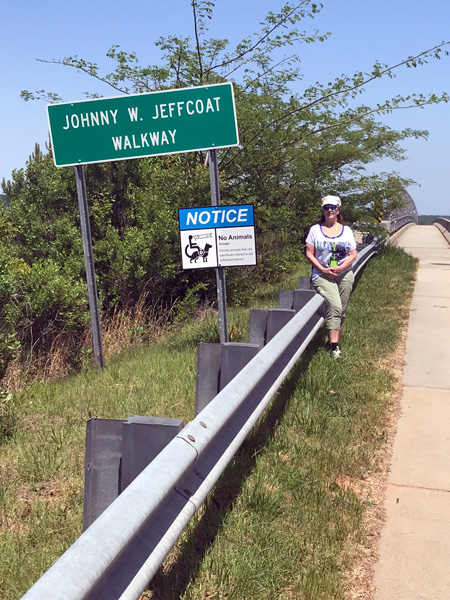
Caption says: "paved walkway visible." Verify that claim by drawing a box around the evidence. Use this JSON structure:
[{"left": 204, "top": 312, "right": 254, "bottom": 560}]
[{"left": 374, "top": 225, "right": 450, "bottom": 599}]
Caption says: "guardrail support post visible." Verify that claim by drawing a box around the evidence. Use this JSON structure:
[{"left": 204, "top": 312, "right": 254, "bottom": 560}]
[
  {"left": 195, "top": 342, "right": 222, "bottom": 415},
  {"left": 266, "top": 308, "right": 296, "bottom": 342},
  {"left": 120, "top": 416, "right": 184, "bottom": 492},
  {"left": 249, "top": 309, "right": 269, "bottom": 349},
  {"left": 220, "top": 342, "right": 259, "bottom": 389},
  {"left": 293, "top": 290, "right": 317, "bottom": 312},
  {"left": 83, "top": 416, "right": 184, "bottom": 530},
  {"left": 83, "top": 418, "right": 124, "bottom": 531},
  {"left": 195, "top": 342, "right": 259, "bottom": 414},
  {"left": 279, "top": 290, "right": 294, "bottom": 310},
  {"left": 280, "top": 289, "right": 318, "bottom": 312},
  {"left": 249, "top": 307, "right": 297, "bottom": 346}
]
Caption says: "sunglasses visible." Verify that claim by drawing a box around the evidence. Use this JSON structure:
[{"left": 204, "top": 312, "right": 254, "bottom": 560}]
[{"left": 323, "top": 204, "right": 338, "bottom": 210}]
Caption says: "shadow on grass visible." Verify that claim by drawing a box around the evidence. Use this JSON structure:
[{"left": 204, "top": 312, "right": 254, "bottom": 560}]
[{"left": 146, "top": 327, "right": 328, "bottom": 599}]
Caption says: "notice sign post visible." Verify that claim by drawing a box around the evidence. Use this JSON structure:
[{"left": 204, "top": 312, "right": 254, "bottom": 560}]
[{"left": 179, "top": 205, "right": 256, "bottom": 269}]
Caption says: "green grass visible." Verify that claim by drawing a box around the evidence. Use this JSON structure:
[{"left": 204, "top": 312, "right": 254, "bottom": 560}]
[
  {"left": 148, "top": 245, "right": 417, "bottom": 599},
  {"left": 0, "top": 246, "right": 417, "bottom": 600}
]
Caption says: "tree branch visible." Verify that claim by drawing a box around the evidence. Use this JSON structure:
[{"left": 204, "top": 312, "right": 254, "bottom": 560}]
[
  {"left": 275, "top": 41, "right": 450, "bottom": 126},
  {"left": 204, "top": 1, "right": 312, "bottom": 75},
  {"left": 36, "top": 58, "right": 129, "bottom": 95},
  {"left": 192, "top": 1, "right": 204, "bottom": 83}
]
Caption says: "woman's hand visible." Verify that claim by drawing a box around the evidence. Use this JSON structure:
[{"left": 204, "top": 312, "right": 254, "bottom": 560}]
[
  {"left": 328, "top": 249, "right": 357, "bottom": 276},
  {"left": 328, "top": 265, "right": 342, "bottom": 276},
  {"left": 321, "top": 267, "right": 338, "bottom": 279}
]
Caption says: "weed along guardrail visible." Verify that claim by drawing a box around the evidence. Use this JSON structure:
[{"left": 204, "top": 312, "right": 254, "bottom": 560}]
[{"left": 21, "top": 237, "right": 385, "bottom": 600}]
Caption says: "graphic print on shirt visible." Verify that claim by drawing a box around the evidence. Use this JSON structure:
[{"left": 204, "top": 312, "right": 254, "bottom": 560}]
[{"left": 314, "top": 240, "right": 348, "bottom": 265}]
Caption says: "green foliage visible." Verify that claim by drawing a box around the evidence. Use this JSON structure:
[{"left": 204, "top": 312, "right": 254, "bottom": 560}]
[
  {"left": 0, "top": 243, "right": 21, "bottom": 379},
  {"left": 15, "top": 259, "right": 89, "bottom": 359},
  {"left": 171, "top": 282, "right": 209, "bottom": 323},
  {"left": 0, "top": 162, "right": 89, "bottom": 372}
]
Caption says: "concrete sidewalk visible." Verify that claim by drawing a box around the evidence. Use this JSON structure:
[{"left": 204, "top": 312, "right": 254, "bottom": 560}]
[{"left": 374, "top": 225, "right": 450, "bottom": 599}]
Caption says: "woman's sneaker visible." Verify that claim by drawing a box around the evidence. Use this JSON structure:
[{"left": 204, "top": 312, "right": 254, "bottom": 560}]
[{"left": 331, "top": 346, "right": 341, "bottom": 358}]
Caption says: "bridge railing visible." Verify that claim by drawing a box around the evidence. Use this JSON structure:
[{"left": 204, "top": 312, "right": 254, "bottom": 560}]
[
  {"left": 21, "top": 237, "right": 384, "bottom": 600},
  {"left": 433, "top": 217, "right": 450, "bottom": 245},
  {"left": 381, "top": 213, "right": 418, "bottom": 235}
]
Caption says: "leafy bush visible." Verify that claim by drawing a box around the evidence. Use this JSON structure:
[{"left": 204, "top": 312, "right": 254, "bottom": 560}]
[
  {"left": 15, "top": 260, "right": 89, "bottom": 362},
  {"left": 0, "top": 248, "right": 21, "bottom": 379}
]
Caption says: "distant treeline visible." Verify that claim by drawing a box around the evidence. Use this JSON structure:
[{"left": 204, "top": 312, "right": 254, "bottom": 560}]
[{"left": 418, "top": 215, "right": 450, "bottom": 225}]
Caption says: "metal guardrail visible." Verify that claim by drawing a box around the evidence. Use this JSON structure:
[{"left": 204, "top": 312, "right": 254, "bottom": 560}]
[
  {"left": 353, "top": 237, "right": 384, "bottom": 274},
  {"left": 21, "top": 238, "right": 384, "bottom": 600}
]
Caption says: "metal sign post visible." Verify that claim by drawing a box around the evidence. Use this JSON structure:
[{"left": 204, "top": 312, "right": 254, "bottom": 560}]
[
  {"left": 74, "top": 165, "right": 104, "bottom": 369},
  {"left": 208, "top": 149, "right": 229, "bottom": 344}
]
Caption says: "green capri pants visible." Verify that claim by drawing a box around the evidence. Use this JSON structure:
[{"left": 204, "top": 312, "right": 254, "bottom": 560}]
[{"left": 313, "top": 270, "right": 355, "bottom": 330}]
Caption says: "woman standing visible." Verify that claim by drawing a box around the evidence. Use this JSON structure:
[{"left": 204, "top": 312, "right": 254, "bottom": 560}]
[{"left": 305, "top": 195, "right": 357, "bottom": 357}]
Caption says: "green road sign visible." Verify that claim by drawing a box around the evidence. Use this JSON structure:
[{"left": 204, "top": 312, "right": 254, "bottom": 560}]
[{"left": 47, "top": 83, "right": 239, "bottom": 167}]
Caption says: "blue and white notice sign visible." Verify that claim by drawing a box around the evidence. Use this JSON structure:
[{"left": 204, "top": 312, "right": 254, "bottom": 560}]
[{"left": 178, "top": 204, "right": 256, "bottom": 269}]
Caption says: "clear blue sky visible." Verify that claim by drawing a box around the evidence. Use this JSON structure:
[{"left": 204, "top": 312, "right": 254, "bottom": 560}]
[{"left": 1, "top": 0, "right": 449, "bottom": 214}]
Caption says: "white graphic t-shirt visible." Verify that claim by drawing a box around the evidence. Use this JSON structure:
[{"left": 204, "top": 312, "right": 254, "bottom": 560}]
[{"left": 306, "top": 223, "right": 356, "bottom": 280}]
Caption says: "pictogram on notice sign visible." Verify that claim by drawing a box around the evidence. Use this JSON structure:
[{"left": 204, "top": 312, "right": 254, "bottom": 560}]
[{"left": 178, "top": 205, "right": 256, "bottom": 270}]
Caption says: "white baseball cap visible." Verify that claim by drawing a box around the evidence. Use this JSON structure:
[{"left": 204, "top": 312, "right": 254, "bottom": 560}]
[{"left": 321, "top": 195, "right": 341, "bottom": 207}]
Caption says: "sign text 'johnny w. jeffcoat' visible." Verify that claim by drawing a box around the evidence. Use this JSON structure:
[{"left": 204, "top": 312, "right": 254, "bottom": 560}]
[{"left": 47, "top": 83, "right": 239, "bottom": 167}]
